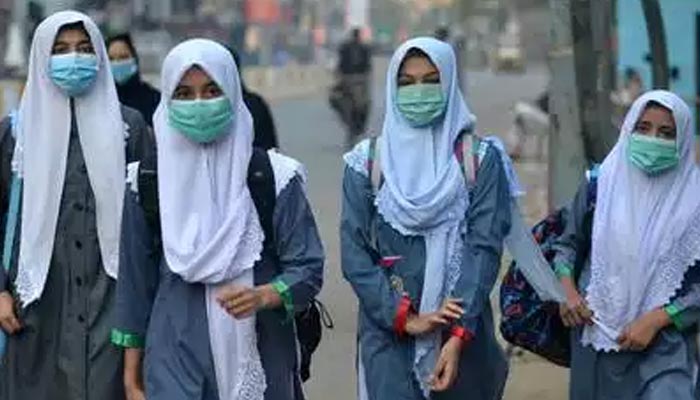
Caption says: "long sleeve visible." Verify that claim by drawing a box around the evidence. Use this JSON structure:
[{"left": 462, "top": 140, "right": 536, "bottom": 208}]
[
  {"left": 340, "top": 166, "right": 401, "bottom": 332},
  {"left": 453, "top": 147, "right": 512, "bottom": 333},
  {"left": 665, "top": 264, "right": 700, "bottom": 331},
  {"left": 112, "top": 189, "right": 160, "bottom": 348},
  {"left": 271, "top": 176, "right": 324, "bottom": 317},
  {"left": 552, "top": 179, "right": 592, "bottom": 278}
]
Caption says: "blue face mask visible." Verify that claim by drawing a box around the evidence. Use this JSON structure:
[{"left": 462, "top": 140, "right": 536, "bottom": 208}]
[
  {"left": 111, "top": 58, "right": 138, "bottom": 85},
  {"left": 50, "top": 52, "right": 99, "bottom": 97},
  {"left": 168, "top": 96, "right": 234, "bottom": 144}
]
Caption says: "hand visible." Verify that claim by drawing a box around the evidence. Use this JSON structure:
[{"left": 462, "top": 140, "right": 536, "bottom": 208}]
[
  {"left": 405, "top": 298, "right": 464, "bottom": 336},
  {"left": 124, "top": 348, "right": 145, "bottom": 400},
  {"left": 217, "top": 284, "right": 281, "bottom": 319},
  {"left": 559, "top": 279, "right": 593, "bottom": 327},
  {"left": 125, "top": 384, "right": 146, "bottom": 400},
  {"left": 430, "top": 336, "right": 463, "bottom": 392},
  {"left": 0, "top": 291, "right": 20, "bottom": 334},
  {"left": 617, "top": 308, "right": 670, "bottom": 352}
]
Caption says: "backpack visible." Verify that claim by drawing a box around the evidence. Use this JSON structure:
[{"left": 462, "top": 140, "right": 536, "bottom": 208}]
[
  {"left": 498, "top": 168, "right": 598, "bottom": 367},
  {"left": 136, "top": 148, "right": 332, "bottom": 382}
]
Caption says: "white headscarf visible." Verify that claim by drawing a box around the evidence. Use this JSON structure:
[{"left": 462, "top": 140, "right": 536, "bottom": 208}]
[
  {"left": 154, "top": 39, "right": 266, "bottom": 400},
  {"left": 376, "top": 37, "right": 475, "bottom": 397},
  {"left": 583, "top": 90, "right": 700, "bottom": 351},
  {"left": 13, "top": 11, "right": 125, "bottom": 306}
]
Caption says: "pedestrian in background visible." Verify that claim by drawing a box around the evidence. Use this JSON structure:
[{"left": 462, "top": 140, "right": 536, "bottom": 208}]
[
  {"left": 113, "top": 39, "right": 324, "bottom": 400},
  {"left": 0, "top": 11, "right": 151, "bottom": 400},
  {"left": 335, "top": 28, "right": 372, "bottom": 147},
  {"left": 107, "top": 33, "right": 160, "bottom": 127},
  {"left": 341, "top": 37, "right": 510, "bottom": 400},
  {"left": 553, "top": 90, "right": 700, "bottom": 400}
]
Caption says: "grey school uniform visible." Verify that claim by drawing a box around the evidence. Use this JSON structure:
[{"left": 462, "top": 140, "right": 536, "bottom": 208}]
[
  {"left": 553, "top": 180, "right": 700, "bottom": 400},
  {"left": 0, "top": 105, "right": 151, "bottom": 400},
  {"left": 341, "top": 143, "right": 511, "bottom": 400},
  {"left": 113, "top": 173, "right": 324, "bottom": 400}
]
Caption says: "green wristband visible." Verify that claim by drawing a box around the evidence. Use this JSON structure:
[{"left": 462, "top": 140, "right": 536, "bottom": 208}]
[
  {"left": 111, "top": 329, "right": 145, "bottom": 348},
  {"left": 271, "top": 279, "right": 295, "bottom": 322},
  {"left": 664, "top": 303, "right": 684, "bottom": 330},
  {"left": 554, "top": 262, "right": 574, "bottom": 279}
]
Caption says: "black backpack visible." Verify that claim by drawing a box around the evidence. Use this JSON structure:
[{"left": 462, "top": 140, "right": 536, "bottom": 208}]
[{"left": 136, "top": 147, "right": 332, "bottom": 382}]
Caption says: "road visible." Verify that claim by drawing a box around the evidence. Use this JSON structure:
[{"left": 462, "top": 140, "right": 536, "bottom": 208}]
[{"left": 271, "top": 59, "right": 568, "bottom": 400}]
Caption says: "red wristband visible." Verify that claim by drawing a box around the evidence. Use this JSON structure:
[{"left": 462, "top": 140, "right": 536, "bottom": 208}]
[
  {"left": 450, "top": 326, "right": 474, "bottom": 345},
  {"left": 394, "top": 295, "right": 412, "bottom": 336}
]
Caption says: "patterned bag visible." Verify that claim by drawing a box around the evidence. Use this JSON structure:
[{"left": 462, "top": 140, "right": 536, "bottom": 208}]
[{"left": 499, "top": 169, "right": 597, "bottom": 368}]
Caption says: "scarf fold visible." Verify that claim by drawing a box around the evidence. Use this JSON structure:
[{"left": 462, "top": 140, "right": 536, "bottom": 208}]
[
  {"left": 583, "top": 90, "right": 700, "bottom": 351},
  {"left": 154, "top": 39, "right": 265, "bottom": 400},
  {"left": 375, "top": 37, "right": 476, "bottom": 397},
  {"left": 14, "top": 11, "right": 125, "bottom": 306}
]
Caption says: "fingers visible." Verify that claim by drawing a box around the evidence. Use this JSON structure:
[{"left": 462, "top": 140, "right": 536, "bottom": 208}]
[
  {"left": 617, "top": 328, "right": 634, "bottom": 351},
  {"left": 431, "top": 357, "right": 456, "bottom": 392},
  {"left": 0, "top": 314, "right": 21, "bottom": 334},
  {"left": 215, "top": 285, "right": 246, "bottom": 303},
  {"left": 439, "top": 308, "right": 463, "bottom": 321},
  {"left": 444, "top": 302, "right": 465, "bottom": 315},
  {"left": 429, "top": 356, "right": 447, "bottom": 391},
  {"left": 560, "top": 301, "right": 594, "bottom": 328},
  {"left": 220, "top": 289, "right": 260, "bottom": 319},
  {"left": 440, "top": 299, "right": 465, "bottom": 321},
  {"left": 428, "top": 314, "right": 450, "bottom": 327}
]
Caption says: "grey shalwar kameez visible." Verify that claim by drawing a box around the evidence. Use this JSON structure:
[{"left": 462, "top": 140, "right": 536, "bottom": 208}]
[
  {"left": 554, "top": 180, "right": 700, "bottom": 400},
  {"left": 0, "top": 105, "right": 151, "bottom": 400},
  {"left": 113, "top": 174, "right": 324, "bottom": 400},
  {"left": 341, "top": 143, "right": 511, "bottom": 400}
]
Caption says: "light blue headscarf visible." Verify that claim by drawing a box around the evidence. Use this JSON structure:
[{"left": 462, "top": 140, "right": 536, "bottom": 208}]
[{"left": 376, "top": 37, "right": 475, "bottom": 397}]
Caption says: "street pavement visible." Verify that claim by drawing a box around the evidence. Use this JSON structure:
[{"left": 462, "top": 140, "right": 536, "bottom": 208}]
[{"left": 271, "top": 59, "right": 568, "bottom": 400}]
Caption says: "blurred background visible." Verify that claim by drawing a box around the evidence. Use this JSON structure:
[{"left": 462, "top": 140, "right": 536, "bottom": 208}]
[{"left": 0, "top": 1, "right": 698, "bottom": 399}]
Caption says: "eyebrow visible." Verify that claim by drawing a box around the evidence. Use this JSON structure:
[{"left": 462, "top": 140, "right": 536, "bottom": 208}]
[{"left": 53, "top": 39, "right": 92, "bottom": 47}]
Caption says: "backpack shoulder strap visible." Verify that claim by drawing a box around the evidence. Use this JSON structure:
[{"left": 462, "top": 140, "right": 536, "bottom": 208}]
[
  {"left": 367, "top": 137, "right": 382, "bottom": 194},
  {"left": 247, "top": 148, "right": 276, "bottom": 246},
  {"left": 2, "top": 112, "right": 21, "bottom": 272},
  {"left": 137, "top": 143, "right": 160, "bottom": 238},
  {"left": 456, "top": 130, "right": 483, "bottom": 188},
  {"left": 368, "top": 132, "right": 483, "bottom": 194},
  {"left": 585, "top": 164, "right": 600, "bottom": 209}
]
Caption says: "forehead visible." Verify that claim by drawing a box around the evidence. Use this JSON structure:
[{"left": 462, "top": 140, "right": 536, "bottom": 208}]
[
  {"left": 399, "top": 54, "right": 438, "bottom": 74},
  {"left": 638, "top": 104, "right": 675, "bottom": 125},
  {"left": 108, "top": 40, "right": 131, "bottom": 53},
  {"left": 177, "top": 65, "right": 215, "bottom": 85},
  {"left": 54, "top": 26, "right": 91, "bottom": 43}
]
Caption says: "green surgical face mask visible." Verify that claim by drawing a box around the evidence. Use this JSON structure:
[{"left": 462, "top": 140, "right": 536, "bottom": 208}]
[
  {"left": 627, "top": 132, "right": 679, "bottom": 175},
  {"left": 396, "top": 83, "right": 447, "bottom": 127},
  {"left": 168, "top": 96, "right": 233, "bottom": 144}
]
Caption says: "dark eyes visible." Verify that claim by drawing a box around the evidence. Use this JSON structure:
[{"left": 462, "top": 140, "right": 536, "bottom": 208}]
[
  {"left": 51, "top": 42, "right": 95, "bottom": 55},
  {"left": 634, "top": 123, "right": 676, "bottom": 139},
  {"left": 204, "top": 85, "right": 223, "bottom": 98},
  {"left": 172, "top": 85, "right": 222, "bottom": 100},
  {"left": 397, "top": 76, "right": 440, "bottom": 87},
  {"left": 173, "top": 87, "right": 193, "bottom": 100},
  {"left": 77, "top": 43, "right": 95, "bottom": 54}
]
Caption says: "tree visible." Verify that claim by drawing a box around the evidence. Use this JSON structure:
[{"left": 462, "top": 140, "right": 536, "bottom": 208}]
[{"left": 640, "top": 0, "right": 669, "bottom": 89}]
